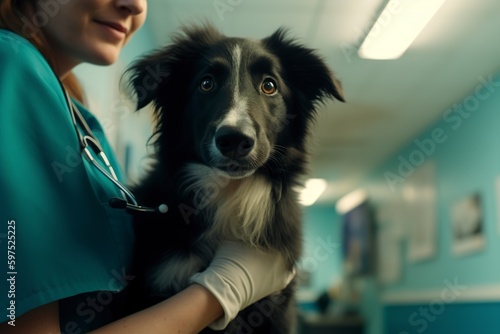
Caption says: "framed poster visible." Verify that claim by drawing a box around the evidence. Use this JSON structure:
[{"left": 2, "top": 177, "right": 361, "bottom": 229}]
[
  {"left": 374, "top": 196, "right": 404, "bottom": 284},
  {"left": 451, "top": 193, "right": 485, "bottom": 256},
  {"left": 404, "top": 161, "right": 437, "bottom": 262}
]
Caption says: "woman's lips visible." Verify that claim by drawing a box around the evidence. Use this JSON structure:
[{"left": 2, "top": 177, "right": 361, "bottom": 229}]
[
  {"left": 94, "top": 20, "right": 128, "bottom": 41},
  {"left": 99, "top": 21, "right": 127, "bottom": 33}
]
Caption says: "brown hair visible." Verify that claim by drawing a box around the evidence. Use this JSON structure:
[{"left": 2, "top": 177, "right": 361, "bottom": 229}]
[{"left": 0, "top": 0, "right": 85, "bottom": 103}]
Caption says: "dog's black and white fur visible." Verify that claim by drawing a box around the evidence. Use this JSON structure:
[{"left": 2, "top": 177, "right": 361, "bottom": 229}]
[{"left": 124, "top": 24, "right": 344, "bottom": 333}]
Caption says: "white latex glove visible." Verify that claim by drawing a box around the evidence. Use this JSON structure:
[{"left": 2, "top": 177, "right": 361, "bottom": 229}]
[{"left": 189, "top": 240, "right": 295, "bottom": 330}]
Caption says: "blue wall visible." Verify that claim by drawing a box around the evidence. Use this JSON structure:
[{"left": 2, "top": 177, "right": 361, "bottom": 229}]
[
  {"left": 299, "top": 205, "right": 343, "bottom": 297},
  {"left": 358, "top": 73, "right": 500, "bottom": 334}
]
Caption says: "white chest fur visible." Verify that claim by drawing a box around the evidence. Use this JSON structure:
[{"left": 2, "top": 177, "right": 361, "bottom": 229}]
[{"left": 151, "top": 163, "right": 274, "bottom": 293}]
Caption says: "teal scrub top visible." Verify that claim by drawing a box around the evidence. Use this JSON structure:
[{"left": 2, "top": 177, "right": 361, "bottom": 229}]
[{"left": 0, "top": 29, "right": 134, "bottom": 327}]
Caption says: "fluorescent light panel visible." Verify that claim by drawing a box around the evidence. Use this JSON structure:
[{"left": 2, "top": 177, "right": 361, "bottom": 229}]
[
  {"left": 336, "top": 189, "right": 367, "bottom": 214},
  {"left": 358, "top": 0, "right": 446, "bottom": 59},
  {"left": 299, "top": 179, "right": 328, "bottom": 206}
]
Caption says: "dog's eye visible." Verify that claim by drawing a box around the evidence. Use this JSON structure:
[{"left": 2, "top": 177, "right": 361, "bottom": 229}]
[
  {"left": 261, "top": 79, "right": 277, "bottom": 95},
  {"left": 200, "top": 76, "right": 215, "bottom": 92}
]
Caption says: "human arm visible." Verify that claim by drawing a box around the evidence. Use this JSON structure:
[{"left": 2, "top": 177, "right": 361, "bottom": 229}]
[
  {"left": 91, "top": 284, "right": 223, "bottom": 333},
  {"left": 0, "top": 284, "right": 222, "bottom": 334}
]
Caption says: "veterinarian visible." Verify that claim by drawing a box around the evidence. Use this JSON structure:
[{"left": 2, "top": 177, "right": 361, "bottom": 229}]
[{"left": 0, "top": 0, "right": 294, "bottom": 333}]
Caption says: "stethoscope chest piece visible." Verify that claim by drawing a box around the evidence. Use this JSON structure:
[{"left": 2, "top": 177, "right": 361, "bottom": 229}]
[{"left": 109, "top": 197, "right": 168, "bottom": 215}]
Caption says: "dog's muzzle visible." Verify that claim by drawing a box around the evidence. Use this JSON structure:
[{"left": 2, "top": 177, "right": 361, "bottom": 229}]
[
  {"left": 211, "top": 125, "right": 258, "bottom": 179},
  {"left": 215, "top": 126, "right": 255, "bottom": 159}
]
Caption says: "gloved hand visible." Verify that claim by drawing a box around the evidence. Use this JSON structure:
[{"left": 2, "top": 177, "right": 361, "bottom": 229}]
[{"left": 189, "top": 240, "right": 295, "bottom": 330}]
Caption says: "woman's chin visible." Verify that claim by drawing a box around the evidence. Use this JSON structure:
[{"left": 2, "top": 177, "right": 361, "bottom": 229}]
[
  {"left": 92, "top": 53, "right": 119, "bottom": 66},
  {"left": 86, "top": 46, "right": 121, "bottom": 66}
]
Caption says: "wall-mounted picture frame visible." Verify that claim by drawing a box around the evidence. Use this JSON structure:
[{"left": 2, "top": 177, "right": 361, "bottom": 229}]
[
  {"left": 450, "top": 193, "right": 484, "bottom": 256},
  {"left": 404, "top": 161, "right": 437, "bottom": 263},
  {"left": 375, "top": 196, "right": 404, "bottom": 285}
]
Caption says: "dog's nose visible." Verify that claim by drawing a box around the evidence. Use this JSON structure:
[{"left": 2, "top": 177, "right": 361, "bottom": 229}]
[{"left": 215, "top": 126, "right": 255, "bottom": 159}]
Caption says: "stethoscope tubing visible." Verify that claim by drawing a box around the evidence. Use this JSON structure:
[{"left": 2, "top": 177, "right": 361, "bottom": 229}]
[
  {"left": 66, "top": 92, "right": 139, "bottom": 205},
  {"left": 61, "top": 87, "right": 167, "bottom": 215},
  {"left": 83, "top": 147, "right": 139, "bottom": 206}
]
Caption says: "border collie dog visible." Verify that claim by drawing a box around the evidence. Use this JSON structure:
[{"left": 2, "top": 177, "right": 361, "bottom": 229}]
[{"left": 125, "top": 24, "right": 344, "bottom": 333}]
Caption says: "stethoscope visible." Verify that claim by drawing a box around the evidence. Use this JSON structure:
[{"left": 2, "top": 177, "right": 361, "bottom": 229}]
[{"left": 64, "top": 89, "right": 168, "bottom": 215}]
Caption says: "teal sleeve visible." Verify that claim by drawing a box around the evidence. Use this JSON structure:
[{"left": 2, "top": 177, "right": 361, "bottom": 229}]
[{"left": 0, "top": 30, "right": 134, "bottom": 321}]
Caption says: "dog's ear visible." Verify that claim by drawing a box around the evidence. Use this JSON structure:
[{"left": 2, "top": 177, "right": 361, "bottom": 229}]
[
  {"left": 123, "top": 51, "right": 169, "bottom": 110},
  {"left": 263, "top": 28, "right": 345, "bottom": 104},
  {"left": 124, "top": 24, "right": 224, "bottom": 110}
]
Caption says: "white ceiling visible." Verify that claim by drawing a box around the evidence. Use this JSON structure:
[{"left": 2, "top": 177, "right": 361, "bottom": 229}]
[{"left": 144, "top": 0, "right": 500, "bottom": 203}]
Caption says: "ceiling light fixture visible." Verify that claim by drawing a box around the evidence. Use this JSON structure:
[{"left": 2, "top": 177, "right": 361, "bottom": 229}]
[
  {"left": 358, "top": 0, "right": 446, "bottom": 59},
  {"left": 336, "top": 189, "right": 367, "bottom": 214},
  {"left": 298, "top": 178, "right": 328, "bottom": 206}
]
